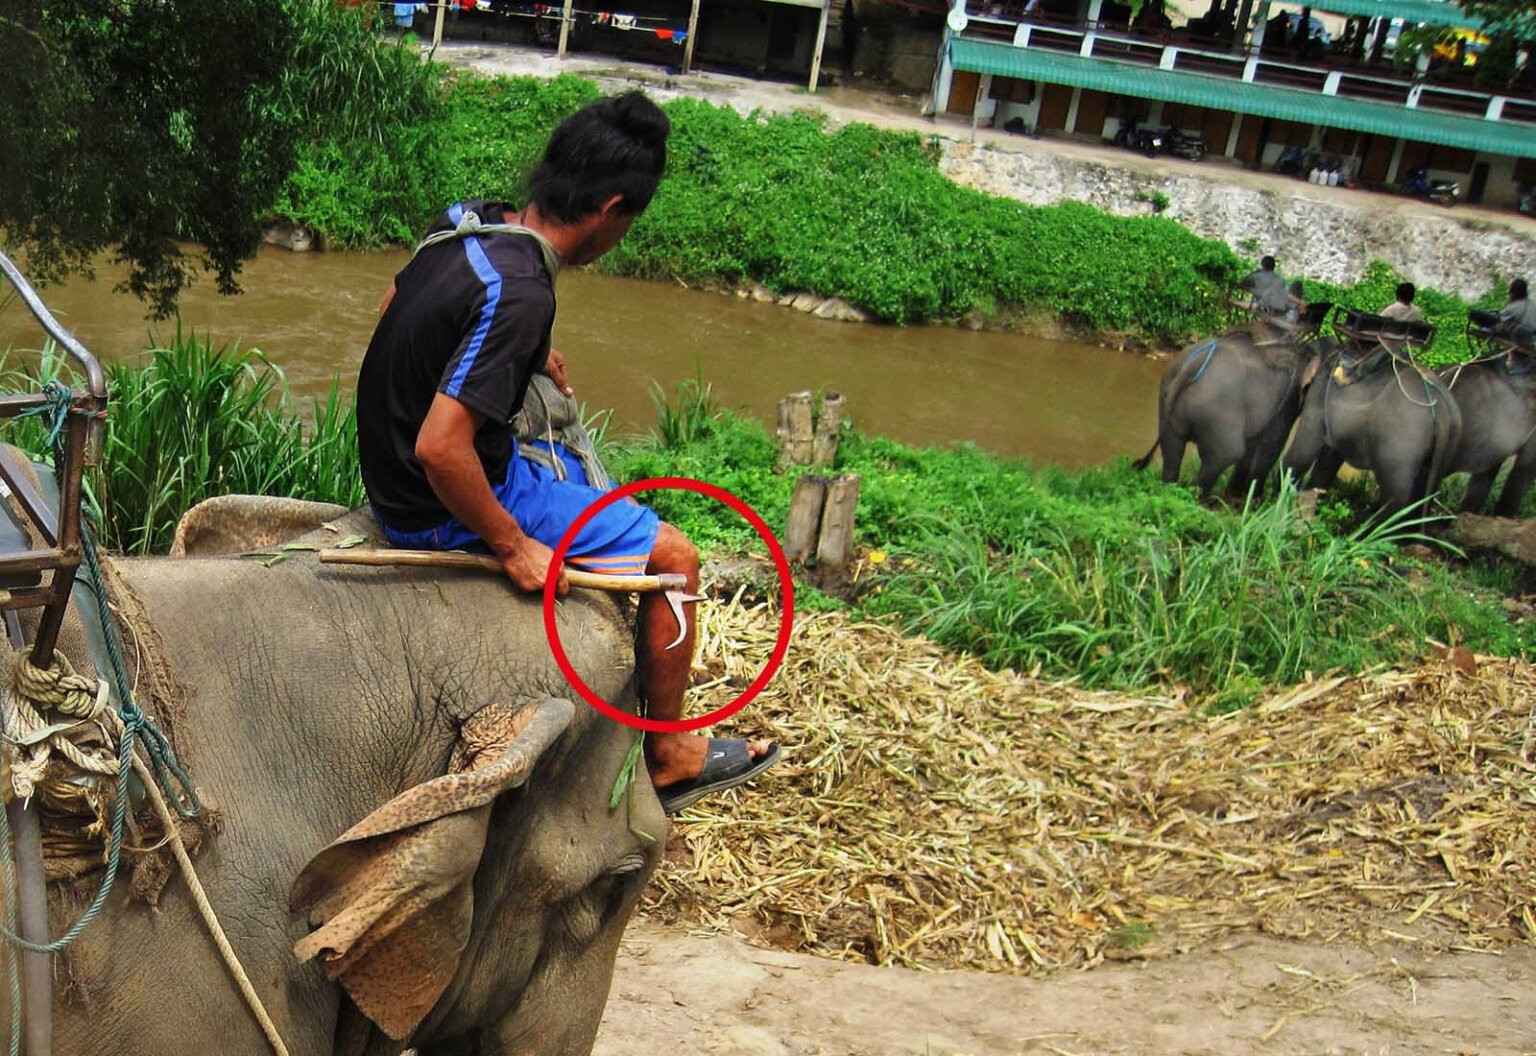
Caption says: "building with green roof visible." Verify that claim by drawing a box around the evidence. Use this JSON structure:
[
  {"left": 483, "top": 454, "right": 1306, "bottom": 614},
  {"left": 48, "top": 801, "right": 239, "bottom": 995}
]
[{"left": 931, "top": 0, "right": 1535, "bottom": 207}]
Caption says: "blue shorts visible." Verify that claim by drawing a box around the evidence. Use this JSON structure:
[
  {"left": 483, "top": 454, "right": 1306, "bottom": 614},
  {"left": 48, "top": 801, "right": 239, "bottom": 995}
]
[{"left": 380, "top": 443, "right": 659, "bottom": 576}]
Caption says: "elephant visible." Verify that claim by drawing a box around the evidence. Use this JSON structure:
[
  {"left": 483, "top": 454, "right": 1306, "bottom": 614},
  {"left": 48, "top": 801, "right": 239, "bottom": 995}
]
[
  {"left": 1438, "top": 357, "right": 1536, "bottom": 516},
  {"left": 2, "top": 493, "right": 665, "bottom": 1056},
  {"left": 1285, "top": 340, "right": 1462, "bottom": 514},
  {"left": 1135, "top": 325, "right": 1317, "bottom": 497}
]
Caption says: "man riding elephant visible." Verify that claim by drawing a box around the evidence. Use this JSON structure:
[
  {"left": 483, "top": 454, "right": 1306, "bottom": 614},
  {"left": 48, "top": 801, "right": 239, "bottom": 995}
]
[{"left": 357, "top": 91, "right": 779, "bottom": 812}]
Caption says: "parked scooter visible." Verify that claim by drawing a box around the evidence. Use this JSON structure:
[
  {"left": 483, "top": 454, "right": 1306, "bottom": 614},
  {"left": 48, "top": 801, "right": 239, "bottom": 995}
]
[
  {"left": 1160, "top": 126, "right": 1206, "bottom": 162},
  {"left": 1400, "top": 168, "right": 1460, "bottom": 206},
  {"left": 1114, "top": 119, "right": 1165, "bottom": 158}
]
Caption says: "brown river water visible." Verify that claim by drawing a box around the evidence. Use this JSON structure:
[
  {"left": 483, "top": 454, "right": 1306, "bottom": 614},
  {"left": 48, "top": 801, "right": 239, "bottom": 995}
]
[{"left": 0, "top": 247, "right": 1163, "bottom": 466}]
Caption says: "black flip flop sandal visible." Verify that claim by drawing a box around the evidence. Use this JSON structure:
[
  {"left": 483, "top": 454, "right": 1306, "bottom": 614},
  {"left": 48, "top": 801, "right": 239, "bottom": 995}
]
[{"left": 657, "top": 738, "right": 782, "bottom": 815}]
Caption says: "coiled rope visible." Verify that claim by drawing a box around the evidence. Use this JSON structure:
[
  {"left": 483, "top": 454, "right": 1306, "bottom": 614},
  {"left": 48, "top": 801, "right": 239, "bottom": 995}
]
[{"left": 0, "top": 380, "right": 289, "bottom": 1054}]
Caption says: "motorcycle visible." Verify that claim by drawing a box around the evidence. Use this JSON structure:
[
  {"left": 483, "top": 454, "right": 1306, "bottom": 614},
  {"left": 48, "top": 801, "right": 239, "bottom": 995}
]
[
  {"left": 1114, "top": 119, "right": 1164, "bottom": 158},
  {"left": 1161, "top": 126, "right": 1206, "bottom": 162},
  {"left": 1400, "top": 168, "right": 1460, "bottom": 206}
]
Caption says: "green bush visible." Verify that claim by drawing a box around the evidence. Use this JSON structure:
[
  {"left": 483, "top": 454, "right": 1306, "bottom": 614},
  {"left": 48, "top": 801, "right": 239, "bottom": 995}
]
[
  {"left": 607, "top": 409, "right": 1535, "bottom": 700},
  {"left": 277, "top": 74, "right": 1242, "bottom": 341},
  {"left": 1302, "top": 260, "right": 1507, "bottom": 367},
  {"left": 2, "top": 332, "right": 362, "bottom": 555}
]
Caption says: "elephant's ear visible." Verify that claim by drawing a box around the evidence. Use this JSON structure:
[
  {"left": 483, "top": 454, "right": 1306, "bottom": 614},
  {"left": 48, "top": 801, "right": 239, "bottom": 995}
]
[{"left": 290, "top": 698, "right": 574, "bottom": 1041}]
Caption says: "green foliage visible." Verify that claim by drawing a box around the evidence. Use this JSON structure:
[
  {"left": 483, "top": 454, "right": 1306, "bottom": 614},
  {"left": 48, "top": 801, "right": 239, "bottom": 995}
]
[
  {"left": 607, "top": 409, "right": 1535, "bottom": 701},
  {"left": 1, "top": 332, "right": 362, "bottom": 555},
  {"left": 279, "top": 75, "right": 1242, "bottom": 342},
  {"left": 1302, "top": 261, "right": 1507, "bottom": 367},
  {"left": 1, "top": 0, "right": 444, "bottom": 315}
]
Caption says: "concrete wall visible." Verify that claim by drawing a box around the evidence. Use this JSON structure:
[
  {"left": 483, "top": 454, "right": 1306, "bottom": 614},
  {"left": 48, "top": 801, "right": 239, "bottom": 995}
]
[{"left": 940, "top": 139, "right": 1536, "bottom": 298}]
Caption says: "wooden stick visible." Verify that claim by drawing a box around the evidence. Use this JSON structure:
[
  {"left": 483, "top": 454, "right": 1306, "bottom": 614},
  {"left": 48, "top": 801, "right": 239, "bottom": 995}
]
[
  {"left": 318, "top": 549, "right": 681, "bottom": 593},
  {"left": 784, "top": 475, "right": 829, "bottom": 563}
]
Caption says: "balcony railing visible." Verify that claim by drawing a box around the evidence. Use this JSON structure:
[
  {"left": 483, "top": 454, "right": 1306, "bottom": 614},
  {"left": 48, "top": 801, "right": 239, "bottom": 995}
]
[{"left": 959, "top": 12, "right": 1536, "bottom": 124}]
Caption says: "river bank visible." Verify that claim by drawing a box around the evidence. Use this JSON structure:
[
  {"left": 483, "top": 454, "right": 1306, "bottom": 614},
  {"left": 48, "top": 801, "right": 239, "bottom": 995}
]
[
  {"left": 438, "top": 42, "right": 1536, "bottom": 302},
  {"left": 265, "top": 61, "right": 1516, "bottom": 358}
]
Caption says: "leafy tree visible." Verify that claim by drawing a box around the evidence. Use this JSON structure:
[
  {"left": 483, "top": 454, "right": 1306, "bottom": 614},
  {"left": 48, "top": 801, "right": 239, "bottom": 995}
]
[{"left": 0, "top": 0, "right": 438, "bottom": 316}]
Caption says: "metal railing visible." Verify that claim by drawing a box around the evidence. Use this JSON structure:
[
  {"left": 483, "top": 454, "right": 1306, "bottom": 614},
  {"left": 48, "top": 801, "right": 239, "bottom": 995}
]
[{"left": 0, "top": 251, "right": 108, "bottom": 669}]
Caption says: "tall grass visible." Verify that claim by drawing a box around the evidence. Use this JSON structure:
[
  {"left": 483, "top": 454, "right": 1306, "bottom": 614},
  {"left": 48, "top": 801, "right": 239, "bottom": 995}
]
[
  {"left": 606, "top": 410, "right": 1536, "bottom": 702},
  {"left": 1, "top": 331, "right": 362, "bottom": 554}
]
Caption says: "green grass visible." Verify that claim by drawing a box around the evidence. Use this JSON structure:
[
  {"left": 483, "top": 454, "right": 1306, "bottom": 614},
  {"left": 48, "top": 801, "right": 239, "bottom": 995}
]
[
  {"left": 1, "top": 331, "right": 362, "bottom": 555},
  {"left": 606, "top": 397, "right": 1536, "bottom": 704},
  {"left": 3, "top": 340, "right": 1527, "bottom": 706}
]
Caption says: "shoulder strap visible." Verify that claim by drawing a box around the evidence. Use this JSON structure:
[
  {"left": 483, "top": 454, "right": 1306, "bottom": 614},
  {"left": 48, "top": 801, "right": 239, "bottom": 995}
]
[{"left": 414, "top": 208, "right": 562, "bottom": 280}]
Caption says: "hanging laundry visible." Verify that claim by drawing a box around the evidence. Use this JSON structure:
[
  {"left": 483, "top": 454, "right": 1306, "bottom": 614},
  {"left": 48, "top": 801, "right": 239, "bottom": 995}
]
[
  {"left": 674, "top": 28, "right": 687, "bottom": 42},
  {"left": 597, "top": 11, "right": 611, "bottom": 23},
  {"left": 612, "top": 13, "right": 636, "bottom": 29},
  {"left": 654, "top": 28, "right": 673, "bottom": 39}
]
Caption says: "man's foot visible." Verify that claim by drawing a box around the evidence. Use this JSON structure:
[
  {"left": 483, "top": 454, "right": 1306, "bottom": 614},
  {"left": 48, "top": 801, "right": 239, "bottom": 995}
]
[{"left": 648, "top": 734, "right": 779, "bottom": 814}]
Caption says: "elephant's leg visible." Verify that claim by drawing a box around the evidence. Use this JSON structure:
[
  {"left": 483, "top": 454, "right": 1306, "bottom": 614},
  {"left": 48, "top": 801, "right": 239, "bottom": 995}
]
[
  {"left": 1308, "top": 448, "right": 1345, "bottom": 491},
  {"left": 1376, "top": 457, "right": 1422, "bottom": 516},
  {"left": 1284, "top": 405, "right": 1327, "bottom": 487},
  {"left": 1159, "top": 431, "right": 1187, "bottom": 485},
  {"left": 1494, "top": 456, "right": 1536, "bottom": 517},
  {"left": 1241, "top": 415, "right": 1295, "bottom": 500},
  {"left": 1194, "top": 437, "right": 1243, "bottom": 497},
  {"left": 1461, "top": 467, "right": 1499, "bottom": 514}
]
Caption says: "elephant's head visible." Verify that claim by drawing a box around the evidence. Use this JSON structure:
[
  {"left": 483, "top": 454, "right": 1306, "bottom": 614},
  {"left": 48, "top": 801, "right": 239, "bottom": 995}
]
[{"left": 291, "top": 657, "right": 665, "bottom": 1053}]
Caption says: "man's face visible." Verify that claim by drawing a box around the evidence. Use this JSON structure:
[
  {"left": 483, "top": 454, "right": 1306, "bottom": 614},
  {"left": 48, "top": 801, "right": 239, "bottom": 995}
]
[{"left": 568, "top": 207, "right": 638, "bottom": 267}]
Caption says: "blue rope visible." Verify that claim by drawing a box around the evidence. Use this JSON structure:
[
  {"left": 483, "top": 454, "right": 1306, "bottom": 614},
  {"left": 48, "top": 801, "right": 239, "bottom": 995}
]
[
  {"left": 0, "top": 379, "right": 206, "bottom": 1050},
  {"left": 1186, "top": 339, "right": 1219, "bottom": 384}
]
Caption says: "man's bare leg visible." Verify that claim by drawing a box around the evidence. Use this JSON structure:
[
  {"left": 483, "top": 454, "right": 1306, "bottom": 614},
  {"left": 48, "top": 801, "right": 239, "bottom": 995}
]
[{"left": 640, "top": 522, "right": 772, "bottom": 787}]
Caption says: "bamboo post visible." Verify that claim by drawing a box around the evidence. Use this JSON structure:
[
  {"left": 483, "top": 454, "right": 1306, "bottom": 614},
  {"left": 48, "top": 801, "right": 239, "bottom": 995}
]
[
  {"left": 432, "top": 0, "right": 446, "bottom": 49},
  {"left": 784, "top": 475, "right": 829, "bottom": 563},
  {"left": 557, "top": 0, "right": 573, "bottom": 56},
  {"left": 812, "top": 391, "right": 845, "bottom": 467},
  {"left": 776, "top": 392, "right": 815, "bottom": 468},
  {"left": 683, "top": 0, "right": 701, "bottom": 72},
  {"left": 814, "top": 474, "right": 861, "bottom": 582}
]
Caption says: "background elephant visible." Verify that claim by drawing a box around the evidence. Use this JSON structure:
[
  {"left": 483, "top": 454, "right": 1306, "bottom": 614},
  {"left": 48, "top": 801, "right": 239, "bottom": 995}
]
[
  {"left": 1439, "top": 359, "right": 1536, "bottom": 515},
  {"left": 1135, "top": 329, "right": 1314, "bottom": 497},
  {"left": 1286, "top": 344, "right": 1462, "bottom": 513},
  {"left": 10, "top": 508, "right": 662, "bottom": 1056}
]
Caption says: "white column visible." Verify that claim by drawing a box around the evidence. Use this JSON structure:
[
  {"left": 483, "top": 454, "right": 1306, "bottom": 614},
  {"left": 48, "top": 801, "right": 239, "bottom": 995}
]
[
  {"left": 1064, "top": 86, "right": 1083, "bottom": 132},
  {"left": 683, "top": 0, "right": 701, "bottom": 73},
  {"left": 1243, "top": 1, "right": 1268, "bottom": 80},
  {"left": 1080, "top": 0, "right": 1102, "bottom": 56},
  {"left": 1225, "top": 112, "right": 1243, "bottom": 157},
  {"left": 557, "top": 0, "right": 573, "bottom": 56},
  {"left": 1386, "top": 137, "right": 1406, "bottom": 183},
  {"left": 971, "top": 73, "right": 993, "bottom": 142},
  {"left": 931, "top": 45, "right": 954, "bottom": 116},
  {"left": 809, "top": 0, "right": 832, "bottom": 92},
  {"left": 1486, "top": 96, "right": 1506, "bottom": 121}
]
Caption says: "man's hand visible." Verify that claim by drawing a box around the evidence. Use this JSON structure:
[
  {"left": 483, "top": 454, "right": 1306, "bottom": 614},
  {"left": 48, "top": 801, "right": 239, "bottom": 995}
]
[
  {"left": 497, "top": 536, "right": 570, "bottom": 596},
  {"left": 543, "top": 347, "right": 574, "bottom": 396}
]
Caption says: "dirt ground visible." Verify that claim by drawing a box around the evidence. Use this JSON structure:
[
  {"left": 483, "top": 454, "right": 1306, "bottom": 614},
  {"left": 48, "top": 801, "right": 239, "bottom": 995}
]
[
  {"left": 437, "top": 40, "right": 1536, "bottom": 238},
  {"left": 597, "top": 923, "right": 1536, "bottom": 1056}
]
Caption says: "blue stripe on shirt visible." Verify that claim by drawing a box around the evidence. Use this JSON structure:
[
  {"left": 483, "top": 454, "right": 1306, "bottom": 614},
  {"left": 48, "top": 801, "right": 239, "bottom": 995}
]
[{"left": 443, "top": 203, "right": 503, "bottom": 400}]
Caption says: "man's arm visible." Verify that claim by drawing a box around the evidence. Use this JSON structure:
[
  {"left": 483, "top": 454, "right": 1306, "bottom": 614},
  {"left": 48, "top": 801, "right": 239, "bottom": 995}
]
[{"left": 415, "top": 393, "right": 568, "bottom": 596}]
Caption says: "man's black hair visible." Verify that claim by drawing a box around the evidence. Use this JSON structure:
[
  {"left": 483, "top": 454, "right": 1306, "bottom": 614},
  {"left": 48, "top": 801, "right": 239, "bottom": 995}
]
[
  {"left": 1396, "top": 281, "right": 1416, "bottom": 304},
  {"left": 1513, "top": 278, "right": 1530, "bottom": 301},
  {"left": 527, "top": 91, "right": 670, "bottom": 224},
  {"left": 1287, "top": 279, "right": 1304, "bottom": 297},
  {"left": 1260, "top": 255, "right": 1276, "bottom": 271}
]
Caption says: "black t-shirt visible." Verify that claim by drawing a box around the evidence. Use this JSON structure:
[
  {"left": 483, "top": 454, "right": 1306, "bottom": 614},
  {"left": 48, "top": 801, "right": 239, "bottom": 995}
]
[{"left": 357, "top": 201, "right": 556, "bottom": 532}]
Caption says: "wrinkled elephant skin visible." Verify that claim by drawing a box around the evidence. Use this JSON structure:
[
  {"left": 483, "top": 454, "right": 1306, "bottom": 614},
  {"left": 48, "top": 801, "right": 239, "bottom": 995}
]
[
  {"left": 1439, "top": 361, "right": 1536, "bottom": 516},
  {"left": 1139, "top": 328, "right": 1313, "bottom": 498},
  {"left": 16, "top": 515, "right": 664, "bottom": 1056}
]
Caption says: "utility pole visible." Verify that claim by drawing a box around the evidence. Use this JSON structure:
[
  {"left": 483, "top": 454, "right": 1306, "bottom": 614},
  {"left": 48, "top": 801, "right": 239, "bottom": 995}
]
[{"left": 558, "top": 0, "right": 573, "bottom": 56}]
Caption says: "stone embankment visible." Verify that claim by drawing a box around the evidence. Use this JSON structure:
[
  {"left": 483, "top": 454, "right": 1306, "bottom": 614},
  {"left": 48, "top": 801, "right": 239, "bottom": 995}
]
[{"left": 941, "top": 141, "right": 1536, "bottom": 299}]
